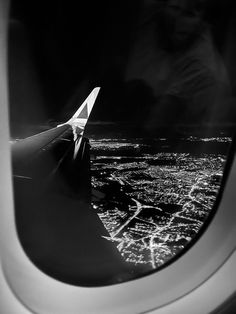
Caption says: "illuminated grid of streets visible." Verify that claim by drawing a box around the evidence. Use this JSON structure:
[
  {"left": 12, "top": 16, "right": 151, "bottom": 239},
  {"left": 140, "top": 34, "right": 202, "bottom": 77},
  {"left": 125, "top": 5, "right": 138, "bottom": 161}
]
[{"left": 90, "top": 137, "right": 231, "bottom": 270}]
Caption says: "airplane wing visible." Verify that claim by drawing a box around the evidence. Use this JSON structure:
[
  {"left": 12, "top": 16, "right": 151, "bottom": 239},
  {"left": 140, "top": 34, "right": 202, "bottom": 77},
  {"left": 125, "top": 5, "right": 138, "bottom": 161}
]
[
  {"left": 11, "top": 87, "right": 131, "bottom": 287},
  {"left": 12, "top": 87, "right": 100, "bottom": 177}
]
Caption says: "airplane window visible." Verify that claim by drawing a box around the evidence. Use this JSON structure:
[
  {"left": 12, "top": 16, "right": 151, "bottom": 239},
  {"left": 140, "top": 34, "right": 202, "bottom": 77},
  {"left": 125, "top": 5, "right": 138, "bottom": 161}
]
[{"left": 9, "top": 0, "right": 236, "bottom": 286}]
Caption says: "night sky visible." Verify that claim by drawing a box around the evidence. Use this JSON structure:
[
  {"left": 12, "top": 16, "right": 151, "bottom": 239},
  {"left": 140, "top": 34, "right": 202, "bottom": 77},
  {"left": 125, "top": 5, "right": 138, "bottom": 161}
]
[
  {"left": 9, "top": 1, "right": 138, "bottom": 120},
  {"left": 9, "top": 0, "right": 236, "bottom": 134}
]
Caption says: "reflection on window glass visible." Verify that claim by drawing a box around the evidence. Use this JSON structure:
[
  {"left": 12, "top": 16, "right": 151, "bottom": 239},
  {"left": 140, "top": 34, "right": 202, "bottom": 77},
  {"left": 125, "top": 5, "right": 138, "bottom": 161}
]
[{"left": 9, "top": 0, "right": 236, "bottom": 286}]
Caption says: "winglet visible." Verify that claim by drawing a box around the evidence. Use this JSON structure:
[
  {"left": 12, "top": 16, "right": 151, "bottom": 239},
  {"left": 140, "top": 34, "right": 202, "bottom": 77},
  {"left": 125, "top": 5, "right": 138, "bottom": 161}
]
[
  {"left": 57, "top": 87, "right": 100, "bottom": 160},
  {"left": 69, "top": 87, "right": 100, "bottom": 123},
  {"left": 57, "top": 87, "right": 100, "bottom": 134}
]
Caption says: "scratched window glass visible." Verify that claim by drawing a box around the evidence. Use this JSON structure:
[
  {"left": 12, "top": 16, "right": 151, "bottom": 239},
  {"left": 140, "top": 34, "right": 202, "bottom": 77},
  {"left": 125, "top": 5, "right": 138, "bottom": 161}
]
[
  {"left": 86, "top": 0, "right": 236, "bottom": 277},
  {"left": 9, "top": 0, "right": 236, "bottom": 286}
]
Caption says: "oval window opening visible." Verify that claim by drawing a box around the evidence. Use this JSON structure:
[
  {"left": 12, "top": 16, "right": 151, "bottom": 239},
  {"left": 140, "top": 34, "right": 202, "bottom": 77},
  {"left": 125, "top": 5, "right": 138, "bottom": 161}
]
[{"left": 9, "top": 0, "right": 236, "bottom": 286}]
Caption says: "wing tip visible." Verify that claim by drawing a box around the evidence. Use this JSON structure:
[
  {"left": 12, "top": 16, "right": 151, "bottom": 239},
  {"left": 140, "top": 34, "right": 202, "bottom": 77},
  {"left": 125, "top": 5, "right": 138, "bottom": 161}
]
[{"left": 57, "top": 86, "right": 101, "bottom": 127}]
